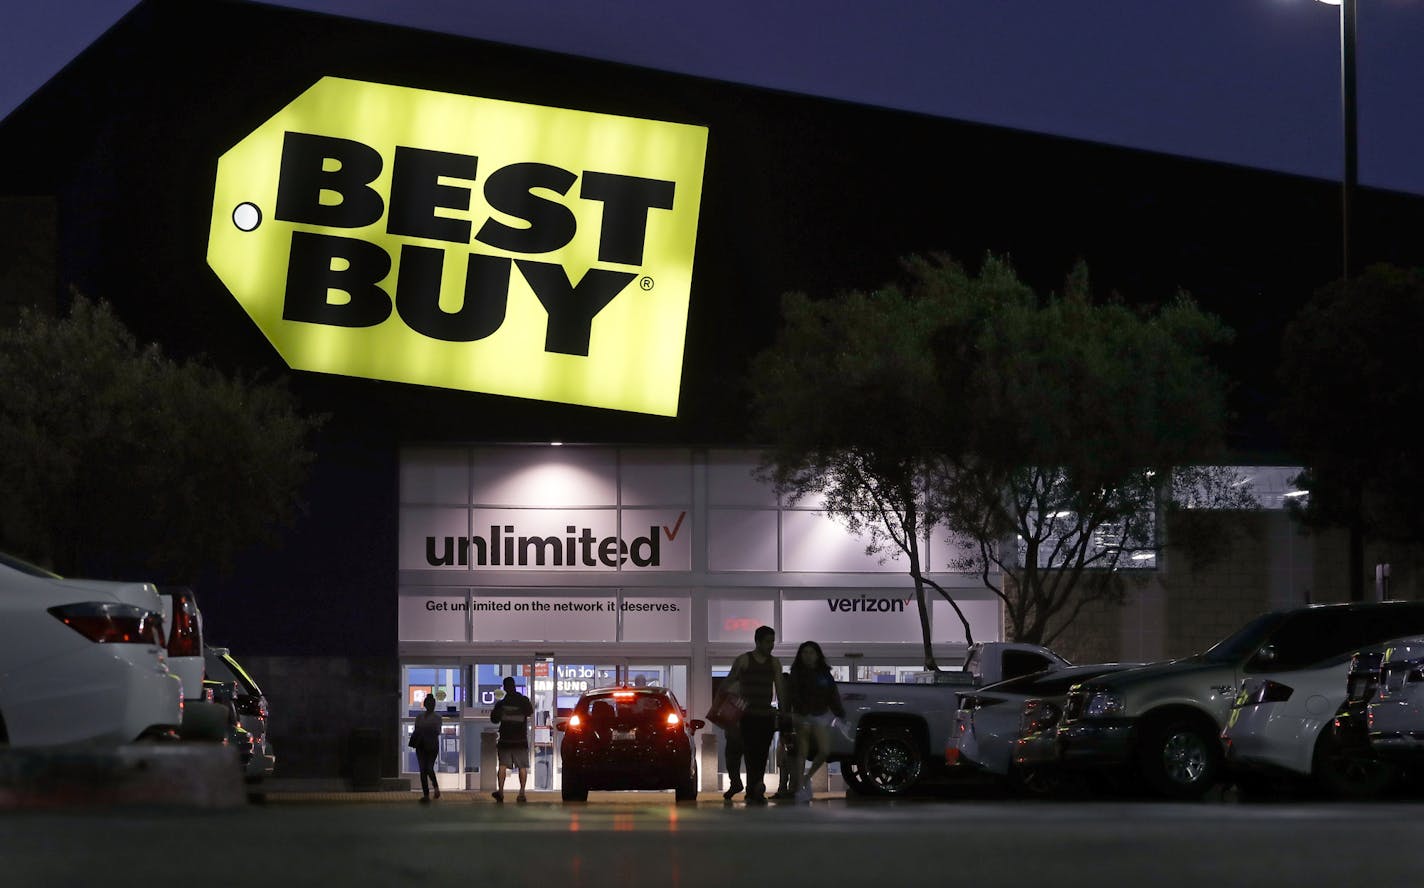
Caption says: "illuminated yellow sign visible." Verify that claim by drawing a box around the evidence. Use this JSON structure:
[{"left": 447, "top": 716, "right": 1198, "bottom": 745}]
[{"left": 207, "top": 77, "right": 708, "bottom": 416}]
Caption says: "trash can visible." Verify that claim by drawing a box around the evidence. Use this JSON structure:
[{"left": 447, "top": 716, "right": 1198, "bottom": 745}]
[{"left": 350, "top": 727, "right": 383, "bottom": 791}]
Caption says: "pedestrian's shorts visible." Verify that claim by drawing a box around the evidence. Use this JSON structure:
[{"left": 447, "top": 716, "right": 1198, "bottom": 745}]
[{"left": 497, "top": 746, "right": 530, "bottom": 769}]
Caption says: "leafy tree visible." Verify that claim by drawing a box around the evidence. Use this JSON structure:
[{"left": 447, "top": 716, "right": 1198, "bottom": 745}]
[
  {"left": 1277, "top": 264, "right": 1424, "bottom": 600},
  {"left": 749, "top": 255, "right": 1247, "bottom": 663},
  {"left": 0, "top": 294, "right": 325, "bottom": 581}
]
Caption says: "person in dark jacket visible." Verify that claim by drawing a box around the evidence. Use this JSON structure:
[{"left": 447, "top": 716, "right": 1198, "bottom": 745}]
[
  {"left": 723, "top": 625, "right": 790, "bottom": 804},
  {"left": 788, "top": 640, "right": 845, "bottom": 803},
  {"left": 411, "top": 693, "right": 442, "bottom": 802},
  {"left": 491, "top": 676, "right": 535, "bottom": 803}
]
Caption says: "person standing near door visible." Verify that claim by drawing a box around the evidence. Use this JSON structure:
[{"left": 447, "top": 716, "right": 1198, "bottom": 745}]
[
  {"left": 491, "top": 676, "right": 534, "bottom": 803},
  {"left": 411, "top": 693, "right": 442, "bottom": 802},
  {"left": 724, "top": 625, "right": 789, "bottom": 804}
]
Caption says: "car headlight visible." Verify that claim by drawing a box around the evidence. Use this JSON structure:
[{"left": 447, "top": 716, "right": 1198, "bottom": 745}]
[{"left": 1083, "top": 690, "right": 1126, "bottom": 719}]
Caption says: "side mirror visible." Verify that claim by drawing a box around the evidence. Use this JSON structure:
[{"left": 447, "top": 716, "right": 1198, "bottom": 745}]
[
  {"left": 690, "top": 719, "right": 706, "bottom": 732},
  {"left": 1253, "top": 644, "right": 1278, "bottom": 667},
  {"left": 554, "top": 719, "right": 569, "bottom": 732}
]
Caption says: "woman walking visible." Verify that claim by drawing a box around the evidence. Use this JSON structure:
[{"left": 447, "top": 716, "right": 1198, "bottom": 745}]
[
  {"left": 411, "top": 693, "right": 443, "bottom": 802},
  {"left": 788, "top": 640, "right": 845, "bottom": 803}
]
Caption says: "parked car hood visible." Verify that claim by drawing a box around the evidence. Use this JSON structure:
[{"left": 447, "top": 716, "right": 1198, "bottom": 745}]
[{"left": 1077, "top": 656, "right": 1225, "bottom": 691}]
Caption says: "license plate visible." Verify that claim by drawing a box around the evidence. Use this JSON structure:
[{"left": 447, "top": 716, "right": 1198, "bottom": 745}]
[{"left": 612, "top": 729, "right": 635, "bottom": 741}]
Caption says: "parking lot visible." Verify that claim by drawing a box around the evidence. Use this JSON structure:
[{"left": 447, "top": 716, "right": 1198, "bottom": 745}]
[{"left": 7, "top": 791, "right": 1424, "bottom": 887}]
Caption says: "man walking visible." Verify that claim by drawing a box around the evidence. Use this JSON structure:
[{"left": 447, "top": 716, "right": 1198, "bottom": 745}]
[
  {"left": 491, "top": 676, "right": 534, "bottom": 803},
  {"left": 723, "top": 625, "right": 789, "bottom": 804}
]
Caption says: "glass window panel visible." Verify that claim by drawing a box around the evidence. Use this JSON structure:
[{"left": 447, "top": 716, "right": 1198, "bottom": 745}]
[
  {"left": 470, "top": 447, "right": 616, "bottom": 507},
  {"left": 708, "top": 509, "right": 779, "bottom": 571},
  {"left": 398, "top": 591, "right": 468, "bottom": 642},
  {"left": 708, "top": 598, "right": 776, "bottom": 643},
  {"left": 706, "top": 451, "right": 777, "bottom": 506},
  {"left": 781, "top": 511, "right": 911, "bottom": 573},
  {"left": 621, "top": 594, "right": 691, "bottom": 642},
  {"left": 931, "top": 599, "right": 1003, "bottom": 645},
  {"left": 620, "top": 449, "right": 692, "bottom": 505},
  {"left": 399, "top": 507, "right": 469, "bottom": 571},
  {"left": 400, "top": 447, "right": 469, "bottom": 505}
]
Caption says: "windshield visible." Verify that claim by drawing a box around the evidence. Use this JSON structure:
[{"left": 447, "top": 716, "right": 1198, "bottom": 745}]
[
  {"left": 579, "top": 692, "right": 679, "bottom": 725},
  {"left": 0, "top": 551, "right": 61, "bottom": 579},
  {"left": 1200, "top": 612, "right": 1290, "bottom": 663}
]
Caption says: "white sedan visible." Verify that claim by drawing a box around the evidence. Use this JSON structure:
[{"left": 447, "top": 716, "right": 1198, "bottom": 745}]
[
  {"left": 0, "top": 552, "right": 183, "bottom": 746},
  {"left": 948, "top": 663, "right": 1141, "bottom": 786},
  {"left": 1222, "top": 647, "right": 1397, "bottom": 797}
]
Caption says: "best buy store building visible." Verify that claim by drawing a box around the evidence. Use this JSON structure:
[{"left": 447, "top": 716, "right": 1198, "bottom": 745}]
[
  {"left": 202, "top": 72, "right": 1000, "bottom": 787},
  {"left": 1, "top": 0, "right": 1386, "bottom": 783},
  {"left": 396, "top": 445, "right": 999, "bottom": 789}
]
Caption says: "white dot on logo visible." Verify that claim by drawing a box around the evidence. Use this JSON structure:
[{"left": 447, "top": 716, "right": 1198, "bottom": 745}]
[{"left": 232, "top": 202, "right": 262, "bottom": 232}]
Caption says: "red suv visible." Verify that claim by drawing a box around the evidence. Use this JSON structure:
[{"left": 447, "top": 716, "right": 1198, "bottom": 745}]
[{"left": 558, "top": 686, "right": 703, "bottom": 802}]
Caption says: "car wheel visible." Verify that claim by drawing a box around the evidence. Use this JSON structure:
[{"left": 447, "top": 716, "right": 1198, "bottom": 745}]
[
  {"left": 561, "top": 779, "right": 589, "bottom": 802},
  {"left": 854, "top": 728, "right": 924, "bottom": 796},
  {"left": 839, "top": 761, "right": 869, "bottom": 796},
  {"left": 675, "top": 771, "right": 698, "bottom": 802},
  {"left": 1137, "top": 717, "right": 1222, "bottom": 800},
  {"left": 1313, "top": 727, "right": 1395, "bottom": 799}
]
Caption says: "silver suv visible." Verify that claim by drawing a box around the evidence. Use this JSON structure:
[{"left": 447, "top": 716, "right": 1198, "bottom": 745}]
[{"left": 1057, "top": 602, "right": 1424, "bottom": 799}]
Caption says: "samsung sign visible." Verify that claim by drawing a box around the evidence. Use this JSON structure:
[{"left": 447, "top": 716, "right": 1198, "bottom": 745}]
[{"left": 208, "top": 77, "right": 708, "bottom": 416}]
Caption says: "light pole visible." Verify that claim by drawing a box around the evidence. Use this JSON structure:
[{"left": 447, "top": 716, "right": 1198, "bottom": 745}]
[{"left": 1317, "top": 0, "right": 1358, "bottom": 280}]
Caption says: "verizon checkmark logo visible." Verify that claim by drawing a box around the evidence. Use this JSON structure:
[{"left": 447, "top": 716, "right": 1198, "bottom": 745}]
[{"left": 662, "top": 511, "right": 687, "bottom": 542}]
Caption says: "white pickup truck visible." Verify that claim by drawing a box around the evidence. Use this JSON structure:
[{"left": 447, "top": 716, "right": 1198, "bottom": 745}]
[{"left": 828, "top": 642, "right": 1069, "bottom": 795}]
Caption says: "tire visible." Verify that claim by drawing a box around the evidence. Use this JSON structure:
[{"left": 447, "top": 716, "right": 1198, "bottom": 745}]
[
  {"left": 675, "top": 772, "right": 698, "bottom": 802},
  {"left": 561, "top": 781, "right": 588, "bottom": 802},
  {"left": 839, "top": 761, "right": 869, "bottom": 796},
  {"left": 1136, "top": 717, "right": 1222, "bottom": 800},
  {"left": 1312, "top": 727, "right": 1395, "bottom": 799},
  {"left": 853, "top": 728, "right": 925, "bottom": 796}
]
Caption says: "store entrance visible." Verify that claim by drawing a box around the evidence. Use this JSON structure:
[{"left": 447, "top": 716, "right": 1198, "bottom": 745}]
[{"left": 469, "top": 657, "right": 689, "bottom": 791}]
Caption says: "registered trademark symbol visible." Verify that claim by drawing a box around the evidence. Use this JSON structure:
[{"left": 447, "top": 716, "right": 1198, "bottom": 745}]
[{"left": 640, "top": 276, "right": 654, "bottom": 291}]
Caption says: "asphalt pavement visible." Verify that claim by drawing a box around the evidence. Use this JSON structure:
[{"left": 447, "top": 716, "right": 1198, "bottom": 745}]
[{"left": 7, "top": 790, "right": 1424, "bottom": 888}]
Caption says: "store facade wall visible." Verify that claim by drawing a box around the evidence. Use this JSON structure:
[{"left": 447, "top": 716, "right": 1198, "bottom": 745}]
[{"left": 394, "top": 444, "right": 1002, "bottom": 788}]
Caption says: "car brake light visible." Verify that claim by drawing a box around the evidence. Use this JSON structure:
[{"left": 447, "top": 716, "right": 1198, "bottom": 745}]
[
  {"left": 613, "top": 690, "right": 636, "bottom": 700},
  {"left": 166, "top": 590, "right": 202, "bottom": 657},
  {"left": 48, "top": 603, "right": 163, "bottom": 645},
  {"left": 567, "top": 714, "right": 582, "bottom": 730},
  {"left": 665, "top": 711, "right": 681, "bottom": 728}
]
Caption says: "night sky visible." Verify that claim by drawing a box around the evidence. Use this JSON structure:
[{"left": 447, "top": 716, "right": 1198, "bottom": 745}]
[{"left": 3, "top": 0, "right": 1423, "bottom": 196}]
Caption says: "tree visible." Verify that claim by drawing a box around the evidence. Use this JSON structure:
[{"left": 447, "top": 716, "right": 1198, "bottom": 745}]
[
  {"left": 930, "top": 259, "right": 1249, "bottom": 645},
  {"left": 747, "top": 261, "right": 993, "bottom": 670},
  {"left": 749, "top": 255, "right": 1246, "bottom": 663},
  {"left": 0, "top": 294, "right": 325, "bottom": 581},
  {"left": 1277, "top": 264, "right": 1424, "bottom": 599}
]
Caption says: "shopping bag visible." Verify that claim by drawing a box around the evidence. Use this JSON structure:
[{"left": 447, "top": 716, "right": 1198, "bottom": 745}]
[{"left": 705, "top": 690, "right": 747, "bottom": 729}]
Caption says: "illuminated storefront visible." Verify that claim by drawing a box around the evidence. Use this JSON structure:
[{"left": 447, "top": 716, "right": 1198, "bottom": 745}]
[{"left": 396, "top": 445, "right": 1002, "bottom": 789}]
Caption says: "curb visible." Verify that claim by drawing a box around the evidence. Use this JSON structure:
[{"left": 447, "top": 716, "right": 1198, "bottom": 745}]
[{"left": 0, "top": 744, "right": 247, "bottom": 810}]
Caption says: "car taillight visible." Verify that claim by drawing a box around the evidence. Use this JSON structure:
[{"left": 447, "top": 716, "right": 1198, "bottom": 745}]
[
  {"left": 48, "top": 603, "right": 163, "bottom": 645},
  {"left": 1019, "top": 699, "right": 1061, "bottom": 735},
  {"left": 166, "top": 591, "right": 202, "bottom": 657},
  {"left": 665, "top": 711, "right": 682, "bottom": 728},
  {"left": 567, "top": 714, "right": 583, "bottom": 731}
]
